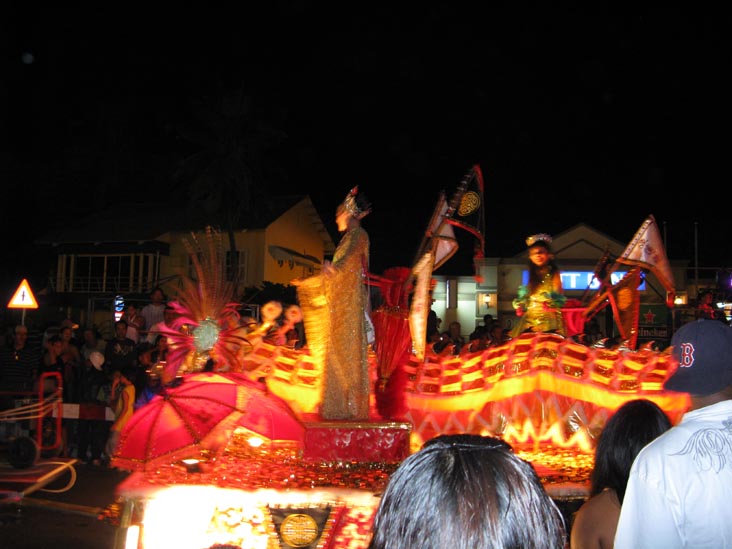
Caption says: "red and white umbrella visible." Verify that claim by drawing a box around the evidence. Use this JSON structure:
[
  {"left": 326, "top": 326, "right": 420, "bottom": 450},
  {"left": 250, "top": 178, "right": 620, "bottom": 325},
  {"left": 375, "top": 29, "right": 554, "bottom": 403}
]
[{"left": 112, "top": 371, "right": 304, "bottom": 472}]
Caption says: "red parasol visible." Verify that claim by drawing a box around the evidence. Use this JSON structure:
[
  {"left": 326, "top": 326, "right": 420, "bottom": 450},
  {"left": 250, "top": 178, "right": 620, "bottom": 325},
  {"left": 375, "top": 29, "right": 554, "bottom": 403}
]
[{"left": 111, "top": 371, "right": 304, "bottom": 472}]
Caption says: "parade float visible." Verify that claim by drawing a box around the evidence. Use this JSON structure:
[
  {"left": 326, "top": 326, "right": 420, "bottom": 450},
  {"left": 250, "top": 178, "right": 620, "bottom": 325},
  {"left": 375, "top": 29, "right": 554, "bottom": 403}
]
[{"left": 109, "top": 168, "right": 690, "bottom": 549}]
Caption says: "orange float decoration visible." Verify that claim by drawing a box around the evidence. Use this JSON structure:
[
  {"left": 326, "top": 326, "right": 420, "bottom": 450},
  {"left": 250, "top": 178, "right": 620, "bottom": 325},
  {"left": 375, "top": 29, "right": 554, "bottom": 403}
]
[{"left": 109, "top": 194, "right": 691, "bottom": 548}]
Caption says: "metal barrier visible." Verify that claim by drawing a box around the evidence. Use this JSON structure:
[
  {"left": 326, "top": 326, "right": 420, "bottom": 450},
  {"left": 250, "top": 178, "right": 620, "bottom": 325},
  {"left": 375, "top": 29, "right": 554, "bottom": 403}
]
[{"left": 0, "top": 372, "right": 63, "bottom": 453}]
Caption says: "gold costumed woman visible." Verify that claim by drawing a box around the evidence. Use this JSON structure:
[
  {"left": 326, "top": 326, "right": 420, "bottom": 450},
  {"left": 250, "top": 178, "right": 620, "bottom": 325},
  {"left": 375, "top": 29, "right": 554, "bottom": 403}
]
[
  {"left": 510, "top": 233, "right": 567, "bottom": 337},
  {"left": 293, "top": 187, "right": 373, "bottom": 420}
]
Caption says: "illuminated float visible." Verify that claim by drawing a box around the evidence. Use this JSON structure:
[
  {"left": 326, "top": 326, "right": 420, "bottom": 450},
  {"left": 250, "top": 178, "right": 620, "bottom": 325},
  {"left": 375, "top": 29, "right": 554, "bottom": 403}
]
[{"left": 110, "top": 175, "right": 690, "bottom": 548}]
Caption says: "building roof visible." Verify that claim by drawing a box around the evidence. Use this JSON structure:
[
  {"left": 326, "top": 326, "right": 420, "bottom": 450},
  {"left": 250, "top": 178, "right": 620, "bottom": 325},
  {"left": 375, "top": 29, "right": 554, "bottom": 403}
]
[
  {"left": 511, "top": 223, "right": 627, "bottom": 261},
  {"left": 34, "top": 195, "right": 316, "bottom": 246}
]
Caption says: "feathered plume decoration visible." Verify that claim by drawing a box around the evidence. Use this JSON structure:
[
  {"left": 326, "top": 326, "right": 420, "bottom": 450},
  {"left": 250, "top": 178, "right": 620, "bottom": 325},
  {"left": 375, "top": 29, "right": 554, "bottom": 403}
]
[{"left": 160, "top": 226, "right": 249, "bottom": 381}]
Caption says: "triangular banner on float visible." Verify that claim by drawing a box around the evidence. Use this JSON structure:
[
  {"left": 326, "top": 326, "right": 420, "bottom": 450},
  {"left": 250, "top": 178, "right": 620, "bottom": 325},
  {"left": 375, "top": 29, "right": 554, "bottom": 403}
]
[
  {"left": 409, "top": 251, "right": 435, "bottom": 362},
  {"left": 615, "top": 215, "right": 675, "bottom": 307},
  {"left": 608, "top": 267, "right": 642, "bottom": 348},
  {"left": 445, "top": 163, "right": 486, "bottom": 261},
  {"left": 426, "top": 193, "right": 459, "bottom": 271}
]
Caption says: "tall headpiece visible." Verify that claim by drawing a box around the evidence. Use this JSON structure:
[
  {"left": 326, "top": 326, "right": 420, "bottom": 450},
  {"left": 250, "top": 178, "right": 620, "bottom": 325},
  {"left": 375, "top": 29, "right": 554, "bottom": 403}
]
[
  {"left": 340, "top": 186, "right": 372, "bottom": 220},
  {"left": 526, "top": 233, "right": 553, "bottom": 247}
]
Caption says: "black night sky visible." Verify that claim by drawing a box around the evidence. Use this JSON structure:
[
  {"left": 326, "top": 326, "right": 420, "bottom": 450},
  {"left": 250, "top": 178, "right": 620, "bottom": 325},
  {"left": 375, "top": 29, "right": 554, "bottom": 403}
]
[{"left": 3, "top": 7, "right": 732, "bottom": 298}]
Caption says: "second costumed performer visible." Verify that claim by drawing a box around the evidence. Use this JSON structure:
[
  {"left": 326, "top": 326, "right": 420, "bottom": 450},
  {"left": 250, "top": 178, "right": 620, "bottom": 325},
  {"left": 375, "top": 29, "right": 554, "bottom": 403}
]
[{"left": 510, "top": 233, "right": 567, "bottom": 338}]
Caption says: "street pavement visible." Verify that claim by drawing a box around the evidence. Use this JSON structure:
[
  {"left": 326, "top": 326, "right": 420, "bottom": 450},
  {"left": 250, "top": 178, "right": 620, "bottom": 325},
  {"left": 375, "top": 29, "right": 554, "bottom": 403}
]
[{"left": 0, "top": 458, "right": 129, "bottom": 549}]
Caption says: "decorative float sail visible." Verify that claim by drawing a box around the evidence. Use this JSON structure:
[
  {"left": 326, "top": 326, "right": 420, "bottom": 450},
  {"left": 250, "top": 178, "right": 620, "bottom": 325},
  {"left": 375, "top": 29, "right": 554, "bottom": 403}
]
[
  {"left": 409, "top": 164, "right": 486, "bottom": 360},
  {"left": 583, "top": 215, "right": 675, "bottom": 349}
]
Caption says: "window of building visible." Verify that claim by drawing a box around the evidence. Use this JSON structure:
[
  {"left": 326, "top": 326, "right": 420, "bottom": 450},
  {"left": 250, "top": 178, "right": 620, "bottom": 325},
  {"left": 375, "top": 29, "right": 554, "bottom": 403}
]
[
  {"left": 225, "top": 250, "right": 247, "bottom": 282},
  {"left": 187, "top": 250, "right": 247, "bottom": 283},
  {"left": 57, "top": 254, "right": 158, "bottom": 293}
]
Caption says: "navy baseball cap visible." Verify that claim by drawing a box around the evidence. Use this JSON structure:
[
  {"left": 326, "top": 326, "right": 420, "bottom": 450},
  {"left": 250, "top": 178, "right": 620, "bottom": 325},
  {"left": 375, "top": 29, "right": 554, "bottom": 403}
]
[{"left": 665, "top": 319, "right": 732, "bottom": 395}]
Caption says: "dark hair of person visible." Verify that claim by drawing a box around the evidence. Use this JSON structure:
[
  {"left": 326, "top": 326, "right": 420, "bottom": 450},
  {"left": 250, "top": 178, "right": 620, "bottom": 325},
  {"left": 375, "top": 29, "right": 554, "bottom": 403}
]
[
  {"left": 527, "top": 240, "right": 561, "bottom": 292},
  {"left": 589, "top": 398, "right": 671, "bottom": 503},
  {"left": 120, "top": 366, "right": 138, "bottom": 383},
  {"left": 150, "top": 286, "right": 166, "bottom": 299},
  {"left": 368, "top": 434, "right": 566, "bottom": 549},
  {"left": 83, "top": 325, "right": 100, "bottom": 337}
]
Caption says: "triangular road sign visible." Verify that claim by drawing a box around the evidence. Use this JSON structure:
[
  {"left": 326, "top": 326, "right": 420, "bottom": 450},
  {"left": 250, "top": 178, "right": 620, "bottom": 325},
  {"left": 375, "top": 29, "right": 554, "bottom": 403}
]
[{"left": 8, "top": 279, "right": 39, "bottom": 309}]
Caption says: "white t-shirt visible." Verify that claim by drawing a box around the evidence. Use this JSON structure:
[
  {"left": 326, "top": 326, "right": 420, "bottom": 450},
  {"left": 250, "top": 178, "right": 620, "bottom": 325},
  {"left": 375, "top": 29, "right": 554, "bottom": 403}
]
[
  {"left": 146, "top": 320, "right": 169, "bottom": 345},
  {"left": 141, "top": 303, "right": 166, "bottom": 334},
  {"left": 614, "top": 400, "right": 732, "bottom": 548}
]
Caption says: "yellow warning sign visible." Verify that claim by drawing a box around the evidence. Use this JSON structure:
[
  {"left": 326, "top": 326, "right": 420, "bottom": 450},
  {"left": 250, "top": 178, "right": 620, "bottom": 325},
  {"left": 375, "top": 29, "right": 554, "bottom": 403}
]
[{"left": 8, "top": 279, "right": 39, "bottom": 309}]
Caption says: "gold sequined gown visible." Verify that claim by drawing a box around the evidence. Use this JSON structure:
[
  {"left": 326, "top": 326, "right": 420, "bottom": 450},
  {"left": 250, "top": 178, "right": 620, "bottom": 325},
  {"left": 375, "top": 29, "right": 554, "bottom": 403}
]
[
  {"left": 510, "top": 272, "right": 566, "bottom": 337},
  {"left": 297, "top": 226, "right": 371, "bottom": 420}
]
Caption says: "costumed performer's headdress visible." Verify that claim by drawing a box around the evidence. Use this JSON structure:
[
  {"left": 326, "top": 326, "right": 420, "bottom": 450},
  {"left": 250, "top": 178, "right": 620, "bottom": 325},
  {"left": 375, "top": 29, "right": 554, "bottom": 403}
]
[
  {"left": 340, "top": 186, "right": 372, "bottom": 220},
  {"left": 526, "top": 233, "right": 553, "bottom": 247}
]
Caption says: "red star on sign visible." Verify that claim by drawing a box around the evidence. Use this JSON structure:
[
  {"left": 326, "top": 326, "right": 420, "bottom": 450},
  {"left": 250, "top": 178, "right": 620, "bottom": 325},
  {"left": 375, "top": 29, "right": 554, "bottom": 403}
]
[{"left": 643, "top": 309, "right": 656, "bottom": 324}]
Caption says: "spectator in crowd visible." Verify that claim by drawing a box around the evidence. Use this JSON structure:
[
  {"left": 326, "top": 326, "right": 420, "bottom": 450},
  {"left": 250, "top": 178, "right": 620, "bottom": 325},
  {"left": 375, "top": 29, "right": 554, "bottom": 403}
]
[
  {"left": 570, "top": 398, "right": 671, "bottom": 549},
  {"left": 39, "top": 335, "right": 70, "bottom": 393},
  {"left": 41, "top": 318, "right": 80, "bottom": 350},
  {"left": 488, "top": 322, "right": 508, "bottom": 347},
  {"left": 104, "top": 366, "right": 137, "bottom": 467},
  {"left": 80, "top": 326, "right": 107, "bottom": 361},
  {"left": 59, "top": 319, "right": 82, "bottom": 349},
  {"left": 59, "top": 323, "right": 82, "bottom": 400},
  {"left": 145, "top": 305, "right": 177, "bottom": 345},
  {"left": 433, "top": 320, "right": 465, "bottom": 354},
  {"left": 696, "top": 290, "right": 727, "bottom": 323},
  {"left": 468, "top": 329, "right": 490, "bottom": 352},
  {"left": 141, "top": 287, "right": 167, "bottom": 339},
  {"left": 39, "top": 334, "right": 77, "bottom": 455},
  {"left": 151, "top": 333, "right": 169, "bottom": 363},
  {"left": 122, "top": 302, "right": 146, "bottom": 343},
  {"left": 0, "top": 324, "right": 41, "bottom": 408},
  {"left": 368, "top": 434, "right": 566, "bottom": 549},
  {"left": 132, "top": 341, "right": 155, "bottom": 403},
  {"left": 469, "top": 313, "right": 494, "bottom": 341},
  {"left": 582, "top": 317, "right": 603, "bottom": 345},
  {"left": 104, "top": 320, "right": 137, "bottom": 373},
  {"left": 76, "top": 351, "right": 111, "bottom": 466},
  {"left": 615, "top": 319, "right": 732, "bottom": 547},
  {"left": 134, "top": 342, "right": 162, "bottom": 409},
  {"left": 426, "top": 309, "right": 441, "bottom": 344}
]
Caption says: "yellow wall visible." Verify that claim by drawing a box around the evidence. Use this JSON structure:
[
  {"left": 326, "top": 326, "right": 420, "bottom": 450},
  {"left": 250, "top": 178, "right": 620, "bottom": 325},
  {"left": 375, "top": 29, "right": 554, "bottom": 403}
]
[
  {"left": 263, "top": 199, "right": 329, "bottom": 285},
  {"left": 156, "top": 197, "right": 333, "bottom": 293}
]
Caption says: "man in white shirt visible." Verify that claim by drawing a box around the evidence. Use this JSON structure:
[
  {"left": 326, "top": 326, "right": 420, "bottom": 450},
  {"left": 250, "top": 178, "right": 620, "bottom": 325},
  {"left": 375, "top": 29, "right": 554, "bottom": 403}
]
[
  {"left": 614, "top": 319, "right": 732, "bottom": 548},
  {"left": 141, "top": 287, "right": 167, "bottom": 339},
  {"left": 146, "top": 305, "right": 178, "bottom": 345}
]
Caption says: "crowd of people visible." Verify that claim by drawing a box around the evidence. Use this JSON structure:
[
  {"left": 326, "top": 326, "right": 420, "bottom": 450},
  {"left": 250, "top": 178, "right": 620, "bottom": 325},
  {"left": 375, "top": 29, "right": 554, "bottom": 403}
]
[
  {"left": 428, "top": 313, "right": 511, "bottom": 355},
  {"left": 0, "top": 287, "right": 179, "bottom": 466},
  {"left": 0, "top": 284, "right": 311, "bottom": 465}
]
